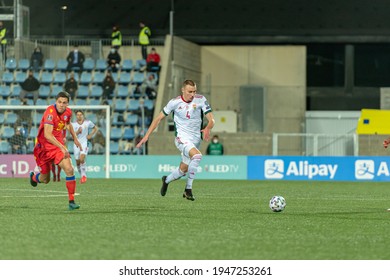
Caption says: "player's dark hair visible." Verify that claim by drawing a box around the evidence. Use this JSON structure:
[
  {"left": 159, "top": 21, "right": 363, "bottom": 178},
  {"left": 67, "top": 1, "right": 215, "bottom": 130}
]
[
  {"left": 56, "top": 91, "right": 70, "bottom": 102},
  {"left": 75, "top": 110, "right": 84, "bottom": 115}
]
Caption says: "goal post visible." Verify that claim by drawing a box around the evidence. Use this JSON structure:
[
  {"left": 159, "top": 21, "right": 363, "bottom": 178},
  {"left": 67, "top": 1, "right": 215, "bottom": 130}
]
[{"left": 0, "top": 104, "right": 111, "bottom": 178}]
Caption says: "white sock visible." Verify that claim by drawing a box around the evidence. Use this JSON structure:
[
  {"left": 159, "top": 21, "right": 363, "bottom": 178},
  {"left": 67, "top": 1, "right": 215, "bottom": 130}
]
[
  {"left": 77, "top": 165, "right": 81, "bottom": 174},
  {"left": 166, "top": 167, "right": 186, "bottom": 183},
  {"left": 80, "top": 163, "right": 86, "bottom": 177},
  {"left": 186, "top": 154, "right": 202, "bottom": 189}
]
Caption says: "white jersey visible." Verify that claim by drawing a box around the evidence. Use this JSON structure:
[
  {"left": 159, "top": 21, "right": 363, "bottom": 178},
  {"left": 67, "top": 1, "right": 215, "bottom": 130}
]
[
  {"left": 163, "top": 94, "right": 212, "bottom": 143},
  {"left": 71, "top": 119, "right": 96, "bottom": 145}
]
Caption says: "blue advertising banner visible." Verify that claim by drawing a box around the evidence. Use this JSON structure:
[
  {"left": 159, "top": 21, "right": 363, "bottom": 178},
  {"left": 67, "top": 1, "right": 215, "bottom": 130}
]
[
  {"left": 80, "top": 155, "right": 247, "bottom": 179},
  {"left": 248, "top": 156, "right": 390, "bottom": 181}
]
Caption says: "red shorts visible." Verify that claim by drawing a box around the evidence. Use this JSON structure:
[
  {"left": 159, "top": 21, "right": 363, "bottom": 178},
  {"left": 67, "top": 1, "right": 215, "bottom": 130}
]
[{"left": 33, "top": 143, "right": 65, "bottom": 174}]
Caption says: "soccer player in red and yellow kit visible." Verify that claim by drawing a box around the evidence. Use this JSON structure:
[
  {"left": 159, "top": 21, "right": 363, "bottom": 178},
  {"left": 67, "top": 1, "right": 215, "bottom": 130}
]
[{"left": 30, "top": 91, "right": 82, "bottom": 210}]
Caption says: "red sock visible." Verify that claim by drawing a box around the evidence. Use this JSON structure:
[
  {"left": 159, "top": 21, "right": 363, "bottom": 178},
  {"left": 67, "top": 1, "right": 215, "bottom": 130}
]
[
  {"left": 66, "top": 177, "right": 76, "bottom": 202},
  {"left": 51, "top": 164, "right": 56, "bottom": 177}
]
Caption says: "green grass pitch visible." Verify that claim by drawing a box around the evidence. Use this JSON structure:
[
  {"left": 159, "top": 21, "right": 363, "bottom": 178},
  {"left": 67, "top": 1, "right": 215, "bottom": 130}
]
[{"left": 0, "top": 178, "right": 389, "bottom": 260}]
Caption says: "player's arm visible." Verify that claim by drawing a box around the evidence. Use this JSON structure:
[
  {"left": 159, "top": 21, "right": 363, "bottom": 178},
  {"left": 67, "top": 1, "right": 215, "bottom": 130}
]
[
  {"left": 67, "top": 123, "right": 83, "bottom": 151},
  {"left": 201, "top": 112, "right": 215, "bottom": 142},
  {"left": 87, "top": 126, "right": 98, "bottom": 140},
  {"left": 43, "top": 124, "right": 70, "bottom": 157},
  {"left": 136, "top": 111, "right": 166, "bottom": 148}
]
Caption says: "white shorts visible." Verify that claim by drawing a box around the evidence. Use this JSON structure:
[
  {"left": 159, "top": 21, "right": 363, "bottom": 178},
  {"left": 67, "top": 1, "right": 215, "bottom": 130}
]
[
  {"left": 73, "top": 142, "right": 89, "bottom": 160},
  {"left": 174, "top": 137, "right": 200, "bottom": 165}
]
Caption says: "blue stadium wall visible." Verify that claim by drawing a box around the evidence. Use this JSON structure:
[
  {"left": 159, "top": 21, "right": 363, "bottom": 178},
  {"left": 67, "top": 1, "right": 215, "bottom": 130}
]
[{"left": 2, "top": 155, "right": 390, "bottom": 181}]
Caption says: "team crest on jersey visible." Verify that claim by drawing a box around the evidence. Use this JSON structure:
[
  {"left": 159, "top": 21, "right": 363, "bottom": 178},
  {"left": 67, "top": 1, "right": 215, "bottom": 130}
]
[
  {"left": 64, "top": 116, "right": 68, "bottom": 120},
  {"left": 47, "top": 114, "right": 53, "bottom": 121},
  {"left": 193, "top": 104, "right": 197, "bottom": 110}
]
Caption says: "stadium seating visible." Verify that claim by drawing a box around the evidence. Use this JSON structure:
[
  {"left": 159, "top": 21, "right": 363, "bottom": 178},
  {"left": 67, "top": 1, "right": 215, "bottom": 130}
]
[
  {"left": 134, "top": 59, "right": 146, "bottom": 71},
  {"left": 2, "top": 72, "right": 14, "bottom": 84},
  {"left": 77, "top": 85, "right": 89, "bottom": 99},
  {"left": 56, "top": 59, "right": 68, "bottom": 72},
  {"left": 90, "top": 85, "right": 103, "bottom": 98},
  {"left": 93, "top": 72, "right": 105, "bottom": 85},
  {"left": 110, "top": 127, "right": 123, "bottom": 141},
  {"left": 123, "top": 128, "right": 135, "bottom": 140},
  {"left": 128, "top": 99, "right": 140, "bottom": 112},
  {"left": 10, "top": 85, "right": 21, "bottom": 98},
  {"left": 18, "top": 59, "right": 30, "bottom": 71},
  {"left": 0, "top": 113, "right": 4, "bottom": 123},
  {"left": 5, "top": 58, "right": 17, "bottom": 71},
  {"left": 0, "top": 85, "right": 11, "bottom": 98},
  {"left": 114, "top": 100, "right": 127, "bottom": 112},
  {"left": 53, "top": 72, "right": 67, "bottom": 84},
  {"left": 28, "top": 127, "right": 38, "bottom": 139},
  {"left": 117, "top": 85, "right": 129, "bottom": 99},
  {"left": 0, "top": 141, "right": 10, "bottom": 154},
  {"left": 125, "top": 114, "right": 139, "bottom": 126},
  {"left": 43, "top": 59, "right": 56, "bottom": 71},
  {"left": 15, "top": 71, "right": 26, "bottom": 83},
  {"left": 5, "top": 113, "right": 18, "bottom": 125},
  {"left": 118, "top": 72, "right": 131, "bottom": 85},
  {"left": 122, "top": 59, "right": 133, "bottom": 72},
  {"left": 83, "top": 58, "right": 95, "bottom": 72},
  {"left": 95, "top": 59, "right": 107, "bottom": 72},
  {"left": 109, "top": 141, "right": 119, "bottom": 154},
  {"left": 80, "top": 72, "right": 93, "bottom": 85},
  {"left": 132, "top": 72, "right": 145, "bottom": 85},
  {"left": 2, "top": 127, "right": 15, "bottom": 139},
  {"left": 38, "top": 85, "right": 50, "bottom": 98},
  {"left": 41, "top": 71, "right": 53, "bottom": 85}
]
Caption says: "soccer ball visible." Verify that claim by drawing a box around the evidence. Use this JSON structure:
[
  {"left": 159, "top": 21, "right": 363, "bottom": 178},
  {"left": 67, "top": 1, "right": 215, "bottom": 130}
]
[{"left": 269, "top": 195, "right": 286, "bottom": 212}]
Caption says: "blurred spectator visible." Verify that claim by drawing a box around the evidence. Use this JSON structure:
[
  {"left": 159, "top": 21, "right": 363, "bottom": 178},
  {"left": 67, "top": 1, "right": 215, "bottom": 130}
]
[
  {"left": 111, "top": 25, "right": 122, "bottom": 50},
  {"left": 8, "top": 127, "right": 27, "bottom": 154},
  {"left": 102, "top": 72, "right": 116, "bottom": 100},
  {"left": 97, "top": 100, "right": 110, "bottom": 132},
  {"left": 66, "top": 45, "right": 85, "bottom": 73},
  {"left": 146, "top": 47, "right": 160, "bottom": 72},
  {"left": 20, "top": 70, "right": 40, "bottom": 104},
  {"left": 92, "top": 130, "right": 105, "bottom": 154},
  {"left": 106, "top": 48, "right": 121, "bottom": 72},
  {"left": 15, "top": 99, "right": 32, "bottom": 129},
  {"left": 64, "top": 72, "right": 78, "bottom": 101},
  {"left": 0, "top": 21, "right": 7, "bottom": 62},
  {"left": 30, "top": 46, "right": 44, "bottom": 72},
  {"left": 133, "top": 131, "right": 147, "bottom": 155},
  {"left": 144, "top": 73, "right": 157, "bottom": 99},
  {"left": 121, "top": 139, "right": 133, "bottom": 155},
  {"left": 138, "top": 22, "right": 151, "bottom": 59},
  {"left": 206, "top": 135, "right": 224, "bottom": 155}
]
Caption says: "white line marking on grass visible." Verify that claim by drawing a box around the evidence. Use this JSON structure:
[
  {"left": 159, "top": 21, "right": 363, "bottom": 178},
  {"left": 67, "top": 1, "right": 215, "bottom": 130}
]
[{"left": 0, "top": 188, "right": 80, "bottom": 198}]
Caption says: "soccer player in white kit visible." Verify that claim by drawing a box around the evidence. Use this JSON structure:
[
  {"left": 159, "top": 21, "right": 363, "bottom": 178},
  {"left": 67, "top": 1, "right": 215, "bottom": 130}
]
[
  {"left": 136, "top": 79, "right": 215, "bottom": 200},
  {"left": 71, "top": 110, "right": 98, "bottom": 183}
]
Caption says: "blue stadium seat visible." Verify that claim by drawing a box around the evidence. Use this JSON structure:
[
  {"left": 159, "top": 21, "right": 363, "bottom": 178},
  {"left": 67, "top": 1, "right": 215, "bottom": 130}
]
[
  {"left": 80, "top": 72, "right": 93, "bottom": 85},
  {"left": 36, "top": 99, "right": 48, "bottom": 106},
  {"left": 2, "top": 72, "right": 14, "bottom": 85},
  {"left": 50, "top": 85, "right": 64, "bottom": 97},
  {"left": 123, "top": 128, "right": 135, "bottom": 140},
  {"left": 128, "top": 99, "right": 140, "bottom": 112},
  {"left": 39, "top": 85, "right": 51, "bottom": 98},
  {"left": 125, "top": 114, "right": 138, "bottom": 126},
  {"left": 43, "top": 59, "right": 56, "bottom": 71},
  {"left": 56, "top": 59, "right": 68, "bottom": 72},
  {"left": 0, "top": 99, "right": 7, "bottom": 105},
  {"left": 88, "top": 98, "right": 100, "bottom": 106},
  {"left": 111, "top": 72, "right": 118, "bottom": 82},
  {"left": 134, "top": 59, "right": 146, "bottom": 71},
  {"left": 67, "top": 141, "right": 74, "bottom": 154},
  {"left": 3, "top": 127, "right": 15, "bottom": 139},
  {"left": 138, "top": 116, "right": 151, "bottom": 128},
  {"left": 117, "top": 85, "right": 129, "bottom": 99},
  {"left": 77, "top": 85, "right": 89, "bottom": 99},
  {"left": 53, "top": 72, "right": 67, "bottom": 84},
  {"left": 122, "top": 59, "right": 134, "bottom": 72},
  {"left": 75, "top": 99, "right": 87, "bottom": 106},
  {"left": 93, "top": 72, "right": 105, "bottom": 85},
  {"left": 118, "top": 72, "right": 131, "bottom": 85},
  {"left": 90, "top": 85, "right": 103, "bottom": 98},
  {"left": 18, "top": 59, "right": 30, "bottom": 71},
  {"left": 0, "top": 113, "right": 4, "bottom": 123},
  {"left": 114, "top": 101, "right": 127, "bottom": 112},
  {"left": 5, "top": 113, "right": 18, "bottom": 125},
  {"left": 109, "top": 141, "right": 120, "bottom": 154},
  {"left": 132, "top": 72, "right": 145, "bottom": 85},
  {"left": 27, "top": 141, "right": 35, "bottom": 154},
  {"left": 86, "top": 113, "right": 98, "bottom": 124},
  {"left": 112, "top": 112, "right": 124, "bottom": 126},
  {"left": 110, "top": 128, "right": 123, "bottom": 141},
  {"left": 10, "top": 85, "right": 21, "bottom": 98},
  {"left": 0, "top": 85, "right": 11, "bottom": 98},
  {"left": 143, "top": 99, "right": 155, "bottom": 112},
  {"left": 32, "top": 113, "right": 43, "bottom": 125},
  {"left": 14, "top": 72, "right": 27, "bottom": 83},
  {"left": 9, "top": 98, "right": 21, "bottom": 105},
  {"left": 5, "top": 58, "right": 17, "bottom": 71},
  {"left": 0, "top": 141, "right": 10, "bottom": 154},
  {"left": 83, "top": 58, "right": 95, "bottom": 72},
  {"left": 28, "top": 127, "right": 38, "bottom": 139},
  {"left": 95, "top": 59, "right": 107, "bottom": 72},
  {"left": 40, "top": 71, "right": 53, "bottom": 84}
]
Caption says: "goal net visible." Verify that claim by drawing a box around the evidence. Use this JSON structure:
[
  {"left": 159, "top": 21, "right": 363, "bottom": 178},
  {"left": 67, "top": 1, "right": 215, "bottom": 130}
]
[{"left": 0, "top": 104, "right": 111, "bottom": 178}]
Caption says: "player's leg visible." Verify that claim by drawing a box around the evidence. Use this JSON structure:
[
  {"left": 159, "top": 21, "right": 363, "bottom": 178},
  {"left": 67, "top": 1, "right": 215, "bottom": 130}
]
[
  {"left": 57, "top": 165, "right": 62, "bottom": 181},
  {"left": 51, "top": 163, "right": 57, "bottom": 182},
  {"left": 30, "top": 145, "right": 52, "bottom": 187},
  {"left": 182, "top": 147, "right": 202, "bottom": 201},
  {"left": 79, "top": 151, "right": 87, "bottom": 184},
  {"left": 58, "top": 157, "right": 80, "bottom": 210}
]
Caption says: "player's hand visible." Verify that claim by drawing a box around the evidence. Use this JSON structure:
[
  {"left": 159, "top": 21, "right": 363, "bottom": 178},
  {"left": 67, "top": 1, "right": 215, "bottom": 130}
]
[
  {"left": 201, "top": 127, "right": 211, "bottom": 142},
  {"left": 384, "top": 139, "right": 390, "bottom": 149},
  {"left": 75, "top": 139, "right": 83, "bottom": 151},
  {"left": 136, "top": 136, "right": 148, "bottom": 148}
]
